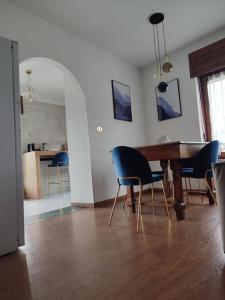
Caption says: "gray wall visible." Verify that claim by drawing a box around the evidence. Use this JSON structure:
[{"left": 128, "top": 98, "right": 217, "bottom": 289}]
[
  {"left": 21, "top": 100, "right": 69, "bottom": 196},
  {"left": 21, "top": 100, "right": 67, "bottom": 153}
]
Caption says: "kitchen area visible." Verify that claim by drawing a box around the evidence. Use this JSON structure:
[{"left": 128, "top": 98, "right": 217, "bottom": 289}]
[{"left": 20, "top": 62, "right": 71, "bottom": 222}]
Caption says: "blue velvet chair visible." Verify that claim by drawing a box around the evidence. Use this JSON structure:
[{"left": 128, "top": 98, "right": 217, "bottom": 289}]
[
  {"left": 48, "top": 152, "right": 69, "bottom": 195},
  {"left": 108, "top": 146, "right": 170, "bottom": 232},
  {"left": 181, "top": 140, "right": 219, "bottom": 205}
]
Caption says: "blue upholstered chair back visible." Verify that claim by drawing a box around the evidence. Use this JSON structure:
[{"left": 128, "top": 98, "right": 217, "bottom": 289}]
[
  {"left": 112, "top": 146, "right": 152, "bottom": 185},
  {"left": 194, "top": 140, "right": 219, "bottom": 176},
  {"left": 51, "top": 152, "right": 69, "bottom": 167}
]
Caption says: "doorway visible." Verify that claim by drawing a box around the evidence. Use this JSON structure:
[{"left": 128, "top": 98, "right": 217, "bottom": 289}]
[{"left": 19, "top": 57, "right": 94, "bottom": 223}]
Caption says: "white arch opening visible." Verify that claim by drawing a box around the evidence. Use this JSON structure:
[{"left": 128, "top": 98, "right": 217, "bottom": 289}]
[{"left": 20, "top": 57, "right": 94, "bottom": 206}]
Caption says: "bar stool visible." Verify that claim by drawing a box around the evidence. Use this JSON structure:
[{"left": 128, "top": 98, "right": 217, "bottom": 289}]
[{"left": 47, "top": 152, "right": 69, "bottom": 195}]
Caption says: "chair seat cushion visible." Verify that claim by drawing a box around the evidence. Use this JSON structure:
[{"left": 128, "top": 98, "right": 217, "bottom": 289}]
[
  {"left": 182, "top": 167, "right": 194, "bottom": 172},
  {"left": 181, "top": 169, "right": 213, "bottom": 179},
  {"left": 181, "top": 168, "right": 194, "bottom": 175},
  {"left": 151, "top": 170, "right": 164, "bottom": 176},
  {"left": 118, "top": 173, "right": 164, "bottom": 186},
  {"left": 48, "top": 163, "right": 69, "bottom": 167}
]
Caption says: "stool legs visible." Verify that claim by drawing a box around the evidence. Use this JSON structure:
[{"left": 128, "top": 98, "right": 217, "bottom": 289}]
[
  {"left": 161, "top": 181, "right": 170, "bottom": 220},
  {"left": 205, "top": 171, "right": 217, "bottom": 206},
  {"left": 184, "top": 178, "right": 189, "bottom": 207},
  {"left": 108, "top": 185, "right": 121, "bottom": 226},
  {"left": 122, "top": 193, "right": 127, "bottom": 208},
  {"left": 57, "top": 165, "right": 63, "bottom": 195},
  {"left": 47, "top": 167, "right": 50, "bottom": 196},
  {"left": 137, "top": 185, "right": 143, "bottom": 233},
  {"left": 151, "top": 183, "right": 155, "bottom": 215},
  {"left": 48, "top": 166, "right": 69, "bottom": 196}
]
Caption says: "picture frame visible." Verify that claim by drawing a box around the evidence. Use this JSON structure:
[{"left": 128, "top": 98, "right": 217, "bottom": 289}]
[
  {"left": 155, "top": 78, "right": 182, "bottom": 121},
  {"left": 111, "top": 80, "right": 132, "bottom": 122}
]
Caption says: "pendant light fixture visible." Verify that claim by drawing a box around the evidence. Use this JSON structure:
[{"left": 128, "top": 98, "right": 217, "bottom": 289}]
[
  {"left": 149, "top": 12, "right": 173, "bottom": 93},
  {"left": 22, "top": 69, "right": 37, "bottom": 102}
]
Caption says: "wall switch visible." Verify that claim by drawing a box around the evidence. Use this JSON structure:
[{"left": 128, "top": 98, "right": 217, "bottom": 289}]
[{"left": 96, "top": 126, "right": 103, "bottom": 133}]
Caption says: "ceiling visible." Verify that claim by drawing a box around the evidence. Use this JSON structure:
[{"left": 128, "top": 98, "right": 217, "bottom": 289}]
[
  {"left": 20, "top": 60, "right": 65, "bottom": 105},
  {"left": 10, "top": 0, "right": 225, "bottom": 68}
]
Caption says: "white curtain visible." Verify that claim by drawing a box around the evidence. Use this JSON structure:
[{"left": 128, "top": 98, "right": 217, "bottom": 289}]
[{"left": 207, "top": 72, "right": 225, "bottom": 147}]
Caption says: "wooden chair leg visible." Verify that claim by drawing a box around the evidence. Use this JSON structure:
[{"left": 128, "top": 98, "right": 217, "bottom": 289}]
[
  {"left": 137, "top": 185, "right": 143, "bottom": 233},
  {"left": 188, "top": 178, "right": 192, "bottom": 191},
  {"left": 161, "top": 180, "right": 170, "bottom": 220},
  {"left": 151, "top": 183, "right": 155, "bottom": 215},
  {"left": 198, "top": 179, "right": 204, "bottom": 204},
  {"left": 66, "top": 166, "right": 70, "bottom": 190},
  {"left": 205, "top": 174, "right": 217, "bottom": 207},
  {"left": 57, "top": 166, "right": 63, "bottom": 195},
  {"left": 108, "top": 185, "right": 121, "bottom": 226},
  {"left": 47, "top": 167, "right": 50, "bottom": 196},
  {"left": 184, "top": 178, "right": 189, "bottom": 207},
  {"left": 122, "top": 193, "right": 127, "bottom": 208},
  {"left": 171, "top": 181, "right": 175, "bottom": 219}
]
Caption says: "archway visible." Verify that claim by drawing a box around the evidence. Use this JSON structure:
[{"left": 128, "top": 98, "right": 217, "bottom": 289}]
[{"left": 20, "top": 57, "right": 94, "bottom": 208}]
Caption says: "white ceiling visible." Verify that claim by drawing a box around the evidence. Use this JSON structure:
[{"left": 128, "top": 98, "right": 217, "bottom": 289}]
[
  {"left": 10, "top": 0, "right": 225, "bottom": 68},
  {"left": 20, "top": 60, "right": 65, "bottom": 105}
]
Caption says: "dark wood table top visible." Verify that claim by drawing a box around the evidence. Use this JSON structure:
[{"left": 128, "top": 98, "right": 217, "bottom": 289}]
[{"left": 136, "top": 141, "right": 208, "bottom": 161}]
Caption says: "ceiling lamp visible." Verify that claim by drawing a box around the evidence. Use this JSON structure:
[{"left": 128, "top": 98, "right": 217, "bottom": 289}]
[
  {"left": 149, "top": 12, "right": 173, "bottom": 93},
  {"left": 22, "top": 69, "right": 37, "bottom": 102}
]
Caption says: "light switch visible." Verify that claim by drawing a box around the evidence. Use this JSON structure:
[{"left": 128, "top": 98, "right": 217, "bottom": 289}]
[{"left": 96, "top": 126, "right": 103, "bottom": 133}]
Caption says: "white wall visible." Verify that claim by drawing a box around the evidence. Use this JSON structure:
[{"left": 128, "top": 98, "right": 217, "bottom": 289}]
[
  {"left": 64, "top": 79, "right": 94, "bottom": 204},
  {"left": 0, "top": 0, "right": 147, "bottom": 203},
  {"left": 142, "top": 28, "right": 225, "bottom": 146}
]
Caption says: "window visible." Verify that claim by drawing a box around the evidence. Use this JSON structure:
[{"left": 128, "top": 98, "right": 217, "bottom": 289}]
[
  {"left": 189, "top": 37, "right": 225, "bottom": 150},
  {"left": 207, "top": 72, "right": 225, "bottom": 148}
]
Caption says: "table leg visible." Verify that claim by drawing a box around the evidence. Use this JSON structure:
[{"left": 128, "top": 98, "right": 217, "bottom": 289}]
[
  {"left": 160, "top": 160, "right": 170, "bottom": 197},
  {"left": 206, "top": 177, "right": 215, "bottom": 205},
  {"left": 126, "top": 186, "right": 136, "bottom": 213},
  {"left": 170, "top": 160, "right": 186, "bottom": 220}
]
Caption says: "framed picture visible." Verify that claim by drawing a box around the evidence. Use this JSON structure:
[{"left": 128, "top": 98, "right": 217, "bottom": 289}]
[
  {"left": 111, "top": 80, "right": 132, "bottom": 122},
  {"left": 155, "top": 78, "right": 182, "bottom": 121}
]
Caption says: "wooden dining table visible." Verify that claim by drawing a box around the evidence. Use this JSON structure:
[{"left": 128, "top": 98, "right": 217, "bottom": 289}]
[{"left": 127, "top": 141, "right": 215, "bottom": 220}]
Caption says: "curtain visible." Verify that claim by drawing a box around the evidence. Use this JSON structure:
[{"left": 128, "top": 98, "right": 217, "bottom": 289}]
[{"left": 207, "top": 72, "right": 225, "bottom": 147}]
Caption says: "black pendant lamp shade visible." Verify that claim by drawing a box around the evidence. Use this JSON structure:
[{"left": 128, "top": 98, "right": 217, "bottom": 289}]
[
  {"left": 158, "top": 81, "right": 168, "bottom": 93},
  {"left": 149, "top": 13, "right": 164, "bottom": 25}
]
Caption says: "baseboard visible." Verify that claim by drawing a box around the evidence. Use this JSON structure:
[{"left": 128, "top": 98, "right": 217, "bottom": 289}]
[
  {"left": 94, "top": 187, "right": 157, "bottom": 208},
  {"left": 71, "top": 186, "right": 206, "bottom": 209},
  {"left": 71, "top": 202, "right": 95, "bottom": 208},
  {"left": 71, "top": 188, "right": 155, "bottom": 208}
]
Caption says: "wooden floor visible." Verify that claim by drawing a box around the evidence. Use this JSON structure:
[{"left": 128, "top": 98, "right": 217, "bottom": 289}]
[{"left": 0, "top": 192, "right": 225, "bottom": 300}]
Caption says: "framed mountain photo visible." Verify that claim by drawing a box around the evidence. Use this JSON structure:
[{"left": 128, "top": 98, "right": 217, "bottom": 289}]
[
  {"left": 155, "top": 78, "right": 182, "bottom": 121},
  {"left": 112, "top": 80, "right": 132, "bottom": 122}
]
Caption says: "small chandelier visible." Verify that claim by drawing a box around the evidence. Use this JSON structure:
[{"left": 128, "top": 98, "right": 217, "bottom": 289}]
[
  {"left": 149, "top": 12, "right": 173, "bottom": 93},
  {"left": 22, "top": 69, "right": 37, "bottom": 102}
]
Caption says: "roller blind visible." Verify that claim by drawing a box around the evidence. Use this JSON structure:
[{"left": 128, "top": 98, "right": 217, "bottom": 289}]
[{"left": 189, "top": 38, "right": 225, "bottom": 78}]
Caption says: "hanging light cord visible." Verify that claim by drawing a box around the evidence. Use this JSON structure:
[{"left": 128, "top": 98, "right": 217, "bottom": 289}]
[
  {"left": 153, "top": 25, "right": 159, "bottom": 75},
  {"left": 162, "top": 21, "right": 168, "bottom": 60},
  {"left": 156, "top": 24, "right": 162, "bottom": 79}
]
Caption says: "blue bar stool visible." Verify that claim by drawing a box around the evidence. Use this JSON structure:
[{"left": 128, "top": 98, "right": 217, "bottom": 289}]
[{"left": 47, "top": 152, "right": 69, "bottom": 195}]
